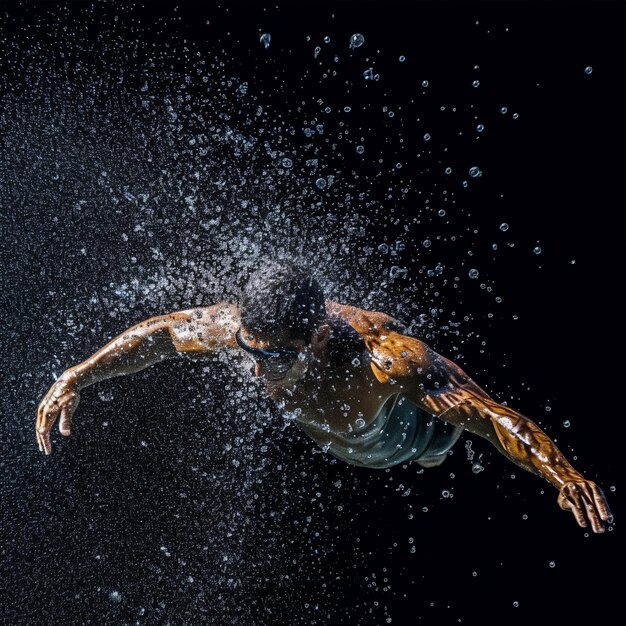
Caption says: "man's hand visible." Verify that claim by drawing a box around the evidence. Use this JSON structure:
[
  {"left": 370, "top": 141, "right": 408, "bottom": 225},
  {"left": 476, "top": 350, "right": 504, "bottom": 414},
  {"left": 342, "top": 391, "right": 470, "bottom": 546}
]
[
  {"left": 557, "top": 481, "right": 612, "bottom": 533},
  {"left": 36, "top": 372, "right": 81, "bottom": 455}
]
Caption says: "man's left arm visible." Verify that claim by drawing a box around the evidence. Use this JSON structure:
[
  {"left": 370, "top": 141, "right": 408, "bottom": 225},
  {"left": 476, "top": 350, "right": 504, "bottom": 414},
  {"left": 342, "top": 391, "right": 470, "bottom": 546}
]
[{"left": 365, "top": 329, "right": 612, "bottom": 533}]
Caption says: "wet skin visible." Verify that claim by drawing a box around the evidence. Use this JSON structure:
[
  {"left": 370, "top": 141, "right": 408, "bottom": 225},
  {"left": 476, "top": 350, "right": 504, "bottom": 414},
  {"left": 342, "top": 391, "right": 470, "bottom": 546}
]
[{"left": 36, "top": 300, "right": 612, "bottom": 533}]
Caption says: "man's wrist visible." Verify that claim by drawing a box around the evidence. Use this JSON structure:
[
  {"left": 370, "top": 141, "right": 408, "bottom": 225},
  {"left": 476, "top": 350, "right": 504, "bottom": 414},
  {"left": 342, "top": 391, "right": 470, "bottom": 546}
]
[{"left": 61, "top": 365, "right": 88, "bottom": 389}]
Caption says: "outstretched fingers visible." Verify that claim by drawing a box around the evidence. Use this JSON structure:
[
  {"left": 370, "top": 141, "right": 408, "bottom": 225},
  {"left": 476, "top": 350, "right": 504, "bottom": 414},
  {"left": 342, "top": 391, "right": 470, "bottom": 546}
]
[
  {"left": 562, "top": 487, "right": 587, "bottom": 528},
  {"left": 36, "top": 401, "right": 56, "bottom": 455},
  {"left": 559, "top": 482, "right": 612, "bottom": 533},
  {"left": 580, "top": 485, "right": 604, "bottom": 534},
  {"left": 591, "top": 483, "right": 612, "bottom": 522}
]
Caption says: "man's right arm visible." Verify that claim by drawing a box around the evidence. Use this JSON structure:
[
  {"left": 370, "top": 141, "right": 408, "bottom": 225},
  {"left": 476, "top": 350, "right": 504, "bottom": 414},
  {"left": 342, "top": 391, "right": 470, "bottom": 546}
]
[{"left": 36, "top": 303, "right": 239, "bottom": 454}]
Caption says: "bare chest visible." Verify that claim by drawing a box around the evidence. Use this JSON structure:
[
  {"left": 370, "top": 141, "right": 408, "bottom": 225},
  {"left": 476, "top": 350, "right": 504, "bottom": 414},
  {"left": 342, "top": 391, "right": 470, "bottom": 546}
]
[{"left": 272, "top": 360, "right": 398, "bottom": 439}]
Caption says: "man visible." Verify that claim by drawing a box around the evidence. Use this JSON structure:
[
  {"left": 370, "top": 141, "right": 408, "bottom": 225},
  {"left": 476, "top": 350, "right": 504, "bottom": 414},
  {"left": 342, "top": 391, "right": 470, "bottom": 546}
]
[{"left": 36, "top": 263, "right": 611, "bottom": 533}]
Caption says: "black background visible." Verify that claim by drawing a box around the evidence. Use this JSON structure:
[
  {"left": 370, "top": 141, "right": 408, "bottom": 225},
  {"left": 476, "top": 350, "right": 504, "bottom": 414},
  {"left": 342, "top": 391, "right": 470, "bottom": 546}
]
[{"left": 1, "top": 2, "right": 624, "bottom": 625}]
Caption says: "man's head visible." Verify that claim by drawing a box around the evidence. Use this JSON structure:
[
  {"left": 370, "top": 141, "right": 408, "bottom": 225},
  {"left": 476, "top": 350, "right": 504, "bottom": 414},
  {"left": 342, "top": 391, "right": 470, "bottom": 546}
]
[{"left": 238, "top": 261, "right": 329, "bottom": 384}]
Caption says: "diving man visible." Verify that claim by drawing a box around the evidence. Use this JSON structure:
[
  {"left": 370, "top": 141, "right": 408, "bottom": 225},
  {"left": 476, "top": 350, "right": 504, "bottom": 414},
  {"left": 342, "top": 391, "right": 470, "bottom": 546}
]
[{"left": 36, "top": 264, "right": 612, "bottom": 533}]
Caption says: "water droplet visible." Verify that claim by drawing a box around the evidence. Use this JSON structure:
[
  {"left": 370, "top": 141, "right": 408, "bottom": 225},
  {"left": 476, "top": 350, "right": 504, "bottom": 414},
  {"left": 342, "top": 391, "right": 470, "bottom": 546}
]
[
  {"left": 356, "top": 145, "right": 365, "bottom": 154},
  {"left": 352, "top": 358, "right": 361, "bottom": 367},
  {"left": 344, "top": 106, "right": 352, "bottom": 113},
  {"left": 513, "top": 601, "right": 519, "bottom": 608},
  {"left": 584, "top": 66, "right": 593, "bottom": 75},
  {"left": 549, "top": 561, "right": 556, "bottom": 568},
  {"left": 395, "top": 162, "right": 402, "bottom": 169},
  {"left": 462, "top": 180, "right": 468, "bottom": 188},
  {"left": 109, "top": 591, "right": 122, "bottom": 604},
  {"left": 259, "top": 33, "right": 271, "bottom": 49},
  {"left": 438, "top": 209, "right": 446, "bottom": 217},
  {"left": 499, "top": 222, "right": 509, "bottom": 232},
  {"left": 563, "top": 420, "right": 570, "bottom": 428},
  {"left": 349, "top": 33, "right": 365, "bottom": 49},
  {"left": 315, "top": 177, "right": 327, "bottom": 190},
  {"left": 500, "top": 106, "right": 508, "bottom": 114},
  {"left": 472, "top": 80, "right": 480, "bottom": 87},
  {"left": 421, "top": 80, "right": 429, "bottom": 87},
  {"left": 441, "top": 489, "right": 451, "bottom": 498},
  {"left": 423, "top": 133, "right": 431, "bottom": 141},
  {"left": 476, "top": 123, "right": 485, "bottom": 132},
  {"left": 533, "top": 246, "right": 542, "bottom": 255},
  {"left": 399, "top": 55, "right": 406, "bottom": 62},
  {"left": 471, "top": 463, "right": 485, "bottom": 474},
  {"left": 282, "top": 158, "right": 293, "bottom": 169},
  {"left": 512, "top": 112, "right": 519, "bottom": 119},
  {"left": 363, "top": 67, "right": 375, "bottom": 80},
  {"left": 445, "top": 167, "right": 452, "bottom": 174},
  {"left": 355, "top": 417, "right": 366, "bottom": 428},
  {"left": 378, "top": 243, "right": 389, "bottom": 254},
  {"left": 324, "top": 36, "right": 331, "bottom": 44},
  {"left": 389, "top": 266, "right": 407, "bottom": 279},
  {"left": 314, "top": 46, "right": 321, "bottom": 58},
  {"left": 422, "top": 239, "right": 431, "bottom": 248},
  {"left": 468, "top": 269, "right": 479, "bottom": 279},
  {"left": 469, "top": 166, "right": 482, "bottom": 178}
]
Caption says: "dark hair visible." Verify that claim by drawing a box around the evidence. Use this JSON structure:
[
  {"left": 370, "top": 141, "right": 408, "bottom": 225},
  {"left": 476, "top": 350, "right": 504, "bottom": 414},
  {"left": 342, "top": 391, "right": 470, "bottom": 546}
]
[{"left": 240, "top": 262, "right": 326, "bottom": 342}]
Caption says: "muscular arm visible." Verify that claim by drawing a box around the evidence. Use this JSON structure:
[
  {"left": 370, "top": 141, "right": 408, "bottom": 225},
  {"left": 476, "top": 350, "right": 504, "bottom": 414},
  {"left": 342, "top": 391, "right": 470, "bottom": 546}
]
[
  {"left": 36, "top": 303, "right": 239, "bottom": 454},
  {"left": 340, "top": 305, "right": 612, "bottom": 532}
]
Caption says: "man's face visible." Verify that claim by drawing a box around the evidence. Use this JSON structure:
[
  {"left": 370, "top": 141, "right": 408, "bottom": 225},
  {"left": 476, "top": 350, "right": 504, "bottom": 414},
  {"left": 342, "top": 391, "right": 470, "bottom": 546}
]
[{"left": 237, "top": 328, "right": 313, "bottom": 391}]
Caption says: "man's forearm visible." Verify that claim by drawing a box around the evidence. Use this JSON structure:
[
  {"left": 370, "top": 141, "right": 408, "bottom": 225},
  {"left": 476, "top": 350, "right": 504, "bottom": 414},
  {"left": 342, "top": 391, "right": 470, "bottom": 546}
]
[
  {"left": 479, "top": 399, "right": 584, "bottom": 489},
  {"left": 63, "top": 315, "right": 183, "bottom": 389}
]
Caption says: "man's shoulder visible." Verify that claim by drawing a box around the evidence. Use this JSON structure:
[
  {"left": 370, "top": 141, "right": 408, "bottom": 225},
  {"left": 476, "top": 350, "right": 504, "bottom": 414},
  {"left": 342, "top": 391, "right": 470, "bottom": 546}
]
[{"left": 326, "top": 301, "right": 408, "bottom": 335}]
